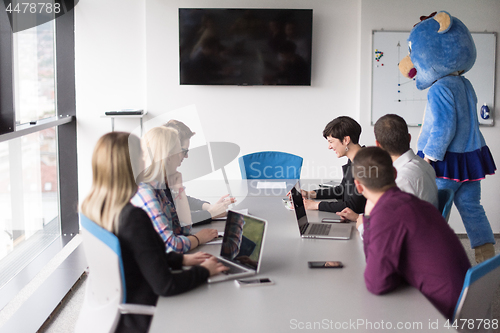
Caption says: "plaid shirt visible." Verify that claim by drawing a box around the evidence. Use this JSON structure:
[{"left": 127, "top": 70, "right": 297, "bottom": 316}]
[{"left": 131, "top": 182, "right": 192, "bottom": 253}]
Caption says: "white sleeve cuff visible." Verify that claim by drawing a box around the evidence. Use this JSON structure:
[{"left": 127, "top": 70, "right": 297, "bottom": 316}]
[{"left": 357, "top": 223, "right": 364, "bottom": 240}]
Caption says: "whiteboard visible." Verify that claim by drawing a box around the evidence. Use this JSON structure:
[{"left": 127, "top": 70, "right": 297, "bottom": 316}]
[{"left": 371, "top": 31, "right": 496, "bottom": 126}]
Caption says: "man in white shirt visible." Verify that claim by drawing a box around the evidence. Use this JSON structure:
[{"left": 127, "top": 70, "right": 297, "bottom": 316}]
[
  {"left": 374, "top": 114, "right": 439, "bottom": 208},
  {"left": 338, "top": 114, "right": 439, "bottom": 236}
]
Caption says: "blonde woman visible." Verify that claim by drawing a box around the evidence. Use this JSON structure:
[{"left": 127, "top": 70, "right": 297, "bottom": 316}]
[
  {"left": 81, "top": 132, "right": 227, "bottom": 332},
  {"left": 164, "top": 119, "right": 236, "bottom": 224},
  {"left": 131, "top": 127, "right": 218, "bottom": 253}
]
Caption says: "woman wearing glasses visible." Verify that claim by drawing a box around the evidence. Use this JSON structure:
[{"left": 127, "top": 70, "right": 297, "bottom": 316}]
[
  {"left": 131, "top": 126, "right": 219, "bottom": 253},
  {"left": 164, "top": 120, "right": 235, "bottom": 225}
]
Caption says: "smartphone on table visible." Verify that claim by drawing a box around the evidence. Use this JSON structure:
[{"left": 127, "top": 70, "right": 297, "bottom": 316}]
[
  {"left": 308, "top": 261, "right": 344, "bottom": 268},
  {"left": 321, "top": 217, "right": 344, "bottom": 223},
  {"left": 235, "top": 278, "right": 275, "bottom": 287}
]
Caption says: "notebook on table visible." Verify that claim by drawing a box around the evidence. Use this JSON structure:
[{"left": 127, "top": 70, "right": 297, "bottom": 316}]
[
  {"left": 290, "top": 182, "right": 352, "bottom": 240},
  {"left": 207, "top": 210, "right": 267, "bottom": 283}
]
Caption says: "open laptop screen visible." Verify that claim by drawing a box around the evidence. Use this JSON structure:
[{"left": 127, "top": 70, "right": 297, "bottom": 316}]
[
  {"left": 220, "top": 211, "right": 266, "bottom": 270},
  {"left": 290, "top": 182, "right": 309, "bottom": 229}
]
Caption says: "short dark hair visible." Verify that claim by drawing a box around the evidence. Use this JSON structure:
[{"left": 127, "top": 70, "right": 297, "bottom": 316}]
[
  {"left": 352, "top": 146, "right": 396, "bottom": 190},
  {"left": 374, "top": 114, "right": 409, "bottom": 156},
  {"left": 322, "top": 116, "right": 362, "bottom": 144},
  {"left": 163, "top": 120, "right": 195, "bottom": 143}
]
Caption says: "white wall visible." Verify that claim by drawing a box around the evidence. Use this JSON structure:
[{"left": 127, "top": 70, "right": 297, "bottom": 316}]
[
  {"left": 359, "top": 0, "right": 500, "bottom": 233},
  {"left": 75, "top": 0, "right": 147, "bottom": 198},
  {"left": 144, "top": 0, "right": 361, "bottom": 182},
  {"left": 75, "top": 0, "right": 500, "bottom": 233}
]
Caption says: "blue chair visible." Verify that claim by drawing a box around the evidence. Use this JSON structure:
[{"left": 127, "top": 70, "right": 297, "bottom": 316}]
[
  {"left": 76, "top": 215, "right": 155, "bottom": 333},
  {"left": 438, "top": 189, "right": 454, "bottom": 222},
  {"left": 238, "top": 151, "right": 303, "bottom": 179},
  {"left": 453, "top": 254, "right": 500, "bottom": 329}
]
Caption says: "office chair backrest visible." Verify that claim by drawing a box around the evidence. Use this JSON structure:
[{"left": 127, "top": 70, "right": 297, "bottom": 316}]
[
  {"left": 438, "top": 189, "right": 454, "bottom": 222},
  {"left": 453, "top": 254, "right": 500, "bottom": 326},
  {"left": 75, "top": 214, "right": 126, "bottom": 333},
  {"left": 238, "top": 151, "right": 303, "bottom": 179}
]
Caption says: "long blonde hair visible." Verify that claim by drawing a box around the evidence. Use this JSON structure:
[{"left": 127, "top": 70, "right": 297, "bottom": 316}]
[
  {"left": 142, "top": 126, "right": 180, "bottom": 184},
  {"left": 81, "top": 132, "right": 142, "bottom": 233}
]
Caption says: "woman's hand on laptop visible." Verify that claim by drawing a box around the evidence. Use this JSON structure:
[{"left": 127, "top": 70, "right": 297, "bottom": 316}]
[
  {"left": 183, "top": 252, "right": 211, "bottom": 266},
  {"left": 201, "top": 256, "right": 229, "bottom": 276}
]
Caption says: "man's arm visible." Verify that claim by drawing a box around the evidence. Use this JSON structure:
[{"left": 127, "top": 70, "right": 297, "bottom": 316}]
[
  {"left": 318, "top": 200, "right": 347, "bottom": 213},
  {"left": 317, "top": 186, "right": 366, "bottom": 214},
  {"left": 315, "top": 184, "right": 343, "bottom": 200},
  {"left": 363, "top": 214, "right": 405, "bottom": 295}
]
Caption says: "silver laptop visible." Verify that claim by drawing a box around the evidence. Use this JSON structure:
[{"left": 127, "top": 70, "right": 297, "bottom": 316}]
[
  {"left": 290, "top": 182, "right": 352, "bottom": 240},
  {"left": 208, "top": 210, "right": 267, "bottom": 283}
]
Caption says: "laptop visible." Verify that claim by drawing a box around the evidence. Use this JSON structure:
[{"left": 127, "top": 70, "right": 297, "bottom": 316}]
[
  {"left": 208, "top": 210, "right": 267, "bottom": 283},
  {"left": 292, "top": 181, "right": 344, "bottom": 222},
  {"left": 290, "top": 182, "right": 352, "bottom": 240}
]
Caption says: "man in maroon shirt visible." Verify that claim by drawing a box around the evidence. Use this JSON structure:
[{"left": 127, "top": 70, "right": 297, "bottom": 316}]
[{"left": 352, "top": 146, "right": 470, "bottom": 320}]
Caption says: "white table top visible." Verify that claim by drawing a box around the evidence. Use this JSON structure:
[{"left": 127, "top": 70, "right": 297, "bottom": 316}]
[{"left": 149, "top": 181, "right": 450, "bottom": 333}]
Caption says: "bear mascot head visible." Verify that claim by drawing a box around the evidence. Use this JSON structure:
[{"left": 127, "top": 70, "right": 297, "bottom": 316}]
[{"left": 399, "top": 11, "right": 476, "bottom": 90}]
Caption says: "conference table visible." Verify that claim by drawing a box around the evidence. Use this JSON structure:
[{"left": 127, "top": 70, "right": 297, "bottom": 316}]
[{"left": 149, "top": 180, "right": 450, "bottom": 332}]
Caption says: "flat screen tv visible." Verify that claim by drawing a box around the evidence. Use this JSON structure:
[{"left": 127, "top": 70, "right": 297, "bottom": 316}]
[{"left": 179, "top": 8, "right": 313, "bottom": 86}]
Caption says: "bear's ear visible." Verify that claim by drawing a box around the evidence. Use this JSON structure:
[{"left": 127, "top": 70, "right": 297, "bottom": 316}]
[{"left": 434, "top": 11, "right": 453, "bottom": 33}]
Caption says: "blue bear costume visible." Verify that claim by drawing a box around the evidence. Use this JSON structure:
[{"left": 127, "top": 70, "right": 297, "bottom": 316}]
[{"left": 399, "top": 12, "right": 496, "bottom": 250}]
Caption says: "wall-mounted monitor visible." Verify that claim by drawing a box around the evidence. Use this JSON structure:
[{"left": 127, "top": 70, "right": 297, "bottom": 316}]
[{"left": 179, "top": 8, "right": 313, "bottom": 86}]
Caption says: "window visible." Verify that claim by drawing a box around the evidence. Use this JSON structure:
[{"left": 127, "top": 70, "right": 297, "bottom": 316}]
[
  {"left": 0, "top": 0, "right": 78, "bottom": 309},
  {"left": 13, "top": 20, "right": 57, "bottom": 125},
  {"left": 0, "top": 127, "right": 60, "bottom": 285}
]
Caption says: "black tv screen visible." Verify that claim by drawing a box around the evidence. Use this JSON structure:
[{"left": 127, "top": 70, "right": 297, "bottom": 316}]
[{"left": 179, "top": 8, "right": 313, "bottom": 86}]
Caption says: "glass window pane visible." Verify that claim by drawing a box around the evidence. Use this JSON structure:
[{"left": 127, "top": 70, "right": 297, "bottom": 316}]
[
  {"left": 13, "top": 20, "right": 56, "bottom": 125},
  {"left": 0, "top": 128, "right": 60, "bottom": 288}
]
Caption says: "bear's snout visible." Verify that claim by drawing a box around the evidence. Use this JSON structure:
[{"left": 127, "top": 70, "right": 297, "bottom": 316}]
[{"left": 399, "top": 55, "right": 416, "bottom": 79}]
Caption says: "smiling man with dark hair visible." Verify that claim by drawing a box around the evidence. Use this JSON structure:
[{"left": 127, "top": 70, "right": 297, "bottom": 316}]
[{"left": 302, "top": 116, "right": 366, "bottom": 214}]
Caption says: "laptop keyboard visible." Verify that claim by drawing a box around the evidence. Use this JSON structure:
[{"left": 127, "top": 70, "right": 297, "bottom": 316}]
[
  {"left": 308, "top": 223, "right": 331, "bottom": 235},
  {"left": 219, "top": 261, "right": 248, "bottom": 275}
]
